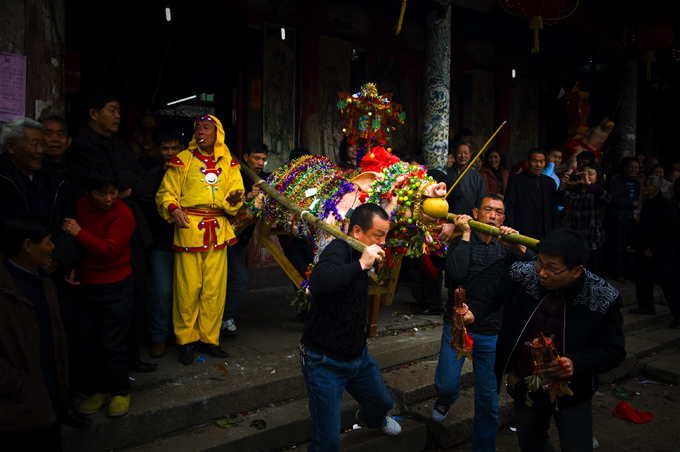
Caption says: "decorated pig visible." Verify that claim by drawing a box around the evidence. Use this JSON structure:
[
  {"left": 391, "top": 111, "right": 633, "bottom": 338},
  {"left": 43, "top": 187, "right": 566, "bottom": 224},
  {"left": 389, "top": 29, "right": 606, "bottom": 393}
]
[
  {"left": 562, "top": 82, "right": 614, "bottom": 169},
  {"left": 233, "top": 82, "right": 449, "bottom": 268},
  {"left": 562, "top": 117, "right": 615, "bottom": 169},
  {"left": 232, "top": 147, "right": 449, "bottom": 267}
]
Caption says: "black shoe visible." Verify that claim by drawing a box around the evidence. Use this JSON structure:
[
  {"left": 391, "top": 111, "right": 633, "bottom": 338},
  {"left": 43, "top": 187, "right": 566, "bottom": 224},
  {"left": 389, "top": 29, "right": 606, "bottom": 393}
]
[
  {"left": 414, "top": 306, "right": 445, "bottom": 315},
  {"left": 129, "top": 360, "right": 158, "bottom": 373},
  {"left": 178, "top": 344, "right": 195, "bottom": 365},
  {"left": 60, "top": 408, "right": 93, "bottom": 429},
  {"left": 669, "top": 317, "right": 680, "bottom": 329},
  {"left": 198, "top": 342, "right": 229, "bottom": 358},
  {"left": 628, "top": 307, "right": 656, "bottom": 315}
]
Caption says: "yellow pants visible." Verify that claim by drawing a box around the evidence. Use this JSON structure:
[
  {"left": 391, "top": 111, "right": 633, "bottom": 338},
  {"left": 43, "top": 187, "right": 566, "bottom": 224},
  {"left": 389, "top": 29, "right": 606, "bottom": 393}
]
[{"left": 173, "top": 248, "right": 228, "bottom": 346}]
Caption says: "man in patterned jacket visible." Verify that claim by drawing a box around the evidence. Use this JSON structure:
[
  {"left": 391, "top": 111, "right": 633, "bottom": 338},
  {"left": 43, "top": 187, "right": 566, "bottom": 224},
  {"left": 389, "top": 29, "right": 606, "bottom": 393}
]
[
  {"left": 156, "top": 115, "right": 244, "bottom": 365},
  {"left": 464, "top": 228, "right": 625, "bottom": 452}
]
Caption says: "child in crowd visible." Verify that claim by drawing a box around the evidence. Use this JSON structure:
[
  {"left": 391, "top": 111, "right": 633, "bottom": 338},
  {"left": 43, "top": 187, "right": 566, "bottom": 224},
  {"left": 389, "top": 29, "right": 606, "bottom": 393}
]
[{"left": 62, "top": 164, "right": 136, "bottom": 418}]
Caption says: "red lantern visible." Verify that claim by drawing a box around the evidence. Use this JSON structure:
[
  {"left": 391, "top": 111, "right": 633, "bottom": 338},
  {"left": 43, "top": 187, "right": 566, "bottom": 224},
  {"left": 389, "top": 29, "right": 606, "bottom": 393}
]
[
  {"left": 500, "top": 0, "right": 576, "bottom": 53},
  {"left": 637, "top": 17, "right": 675, "bottom": 80}
]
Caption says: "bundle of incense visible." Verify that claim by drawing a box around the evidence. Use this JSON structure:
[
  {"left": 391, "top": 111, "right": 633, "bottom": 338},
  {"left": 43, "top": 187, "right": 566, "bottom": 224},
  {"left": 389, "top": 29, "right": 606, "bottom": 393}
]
[
  {"left": 450, "top": 286, "right": 473, "bottom": 360},
  {"left": 523, "top": 332, "right": 573, "bottom": 406}
]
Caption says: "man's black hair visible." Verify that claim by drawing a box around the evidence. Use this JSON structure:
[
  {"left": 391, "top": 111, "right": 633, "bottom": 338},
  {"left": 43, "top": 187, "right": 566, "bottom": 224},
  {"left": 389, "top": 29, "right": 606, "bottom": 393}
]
[
  {"left": 477, "top": 193, "right": 504, "bottom": 209},
  {"left": 527, "top": 148, "right": 545, "bottom": 161},
  {"left": 339, "top": 136, "right": 351, "bottom": 161},
  {"left": 536, "top": 228, "right": 589, "bottom": 269},
  {"left": 408, "top": 154, "right": 425, "bottom": 166},
  {"left": 2, "top": 214, "right": 52, "bottom": 257},
  {"left": 451, "top": 128, "right": 473, "bottom": 144},
  {"left": 349, "top": 203, "right": 389, "bottom": 233},
  {"left": 289, "top": 147, "right": 311, "bottom": 161},
  {"left": 156, "top": 129, "right": 184, "bottom": 149},
  {"left": 245, "top": 143, "right": 269, "bottom": 156},
  {"left": 38, "top": 114, "right": 69, "bottom": 135},
  {"left": 83, "top": 88, "right": 118, "bottom": 117},
  {"left": 81, "top": 163, "right": 118, "bottom": 193},
  {"left": 576, "top": 151, "right": 596, "bottom": 164}
]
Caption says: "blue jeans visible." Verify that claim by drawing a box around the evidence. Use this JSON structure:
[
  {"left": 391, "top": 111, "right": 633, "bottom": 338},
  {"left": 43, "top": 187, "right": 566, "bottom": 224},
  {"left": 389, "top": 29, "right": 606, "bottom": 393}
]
[
  {"left": 434, "top": 322, "right": 499, "bottom": 452},
  {"left": 300, "top": 345, "right": 394, "bottom": 452},
  {"left": 513, "top": 393, "right": 593, "bottom": 452},
  {"left": 224, "top": 245, "right": 249, "bottom": 321},
  {"left": 148, "top": 250, "right": 174, "bottom": 342}
]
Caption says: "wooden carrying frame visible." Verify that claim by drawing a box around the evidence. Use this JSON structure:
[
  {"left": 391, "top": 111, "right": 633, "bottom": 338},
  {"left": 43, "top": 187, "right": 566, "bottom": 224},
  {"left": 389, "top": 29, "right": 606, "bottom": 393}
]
[{"left": 257, "top": 220, "right": 403, "bottom": 336}]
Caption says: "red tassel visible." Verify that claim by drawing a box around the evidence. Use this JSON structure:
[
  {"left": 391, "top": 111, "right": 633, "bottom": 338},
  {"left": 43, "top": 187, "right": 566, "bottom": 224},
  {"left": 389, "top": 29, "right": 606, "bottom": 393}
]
[{"left": 421, "top": 255, "right": 438, "bottom": 280}]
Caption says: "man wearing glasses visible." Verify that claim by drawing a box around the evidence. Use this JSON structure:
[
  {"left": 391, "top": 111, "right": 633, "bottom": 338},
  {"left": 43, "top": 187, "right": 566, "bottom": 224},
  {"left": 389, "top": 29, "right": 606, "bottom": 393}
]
[{"left": 464, "top": 228, "right": 625, "bottom": 452}]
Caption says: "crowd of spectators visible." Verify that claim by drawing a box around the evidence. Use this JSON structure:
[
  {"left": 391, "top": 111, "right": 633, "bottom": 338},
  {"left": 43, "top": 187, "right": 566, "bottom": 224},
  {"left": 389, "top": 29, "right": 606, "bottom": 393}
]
[{"left": 1, "top": 93, "right": 678, "bottom": 451}]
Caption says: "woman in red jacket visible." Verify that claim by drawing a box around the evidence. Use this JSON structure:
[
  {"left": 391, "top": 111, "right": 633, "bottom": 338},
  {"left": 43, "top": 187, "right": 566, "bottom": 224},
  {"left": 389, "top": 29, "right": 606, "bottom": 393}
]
[
  {"left": 62, "top": 163, "right": 136, "bottom": 418},
  {"left": 479, "top": 147, "right": 509, "bottom": 196}
]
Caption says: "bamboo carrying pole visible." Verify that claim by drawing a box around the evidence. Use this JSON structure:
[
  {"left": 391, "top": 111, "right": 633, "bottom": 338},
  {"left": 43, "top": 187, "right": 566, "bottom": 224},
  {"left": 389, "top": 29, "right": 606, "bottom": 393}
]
[
  {"left": 237, "top": 159, "right": 368, "bottom": 253},
  {"left": 240, "top": 158, "right": 539, "bottom": 253},
  {"left": 440, "top": 213, "right": 539, "bottom": 249}
]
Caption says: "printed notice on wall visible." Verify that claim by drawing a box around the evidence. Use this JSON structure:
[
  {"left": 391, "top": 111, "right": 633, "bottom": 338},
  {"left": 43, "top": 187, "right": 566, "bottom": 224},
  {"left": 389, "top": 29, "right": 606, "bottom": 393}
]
[{"left": 0, "top": 52, "right": 27, "bottom": 122}]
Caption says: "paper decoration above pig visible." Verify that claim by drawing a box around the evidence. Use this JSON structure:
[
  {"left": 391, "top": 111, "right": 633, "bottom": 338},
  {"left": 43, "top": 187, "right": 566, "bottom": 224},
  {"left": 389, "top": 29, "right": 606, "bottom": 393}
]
[{"left": 337, "top": 83, "right": 405, "bottom": 149}]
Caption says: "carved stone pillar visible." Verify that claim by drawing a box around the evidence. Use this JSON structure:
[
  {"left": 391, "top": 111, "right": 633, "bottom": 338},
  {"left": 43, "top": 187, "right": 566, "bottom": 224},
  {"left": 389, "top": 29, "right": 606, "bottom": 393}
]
[{"left": 422, "top": 2, "right": 451, "bottom": 171}]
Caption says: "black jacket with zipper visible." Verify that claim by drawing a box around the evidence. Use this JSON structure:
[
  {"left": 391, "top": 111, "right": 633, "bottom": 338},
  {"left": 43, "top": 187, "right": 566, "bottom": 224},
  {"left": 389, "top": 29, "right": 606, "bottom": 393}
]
[
  {"left": 468, "top": 260, "right": 626, "bottom": 409},
  {"left": 0, "top": 152, "right": 78, "bottom": 271}
]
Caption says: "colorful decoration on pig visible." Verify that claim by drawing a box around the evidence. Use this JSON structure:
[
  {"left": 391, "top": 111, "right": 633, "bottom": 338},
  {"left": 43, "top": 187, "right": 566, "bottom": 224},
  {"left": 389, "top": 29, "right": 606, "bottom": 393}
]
[
  {"left": 235, "top": 152, "right": 449, "bottom": 265},
  {"left": 336, "top": 83, "right": 406, "bottom": 169}
]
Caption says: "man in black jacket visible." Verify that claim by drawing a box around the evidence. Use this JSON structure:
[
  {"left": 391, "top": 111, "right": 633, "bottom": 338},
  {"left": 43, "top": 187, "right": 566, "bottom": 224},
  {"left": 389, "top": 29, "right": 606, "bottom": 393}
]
[
  {"left": 0, "top": 215, "right": 70, "bottom": 451},
  {"left": 504, "top": 149, "right": 560, "bottom": 239},
  {"left": 629, "top": 176, "right": 679, "bottom": 328},
  {"left": 66, "top": 89, "right": 157, "bottom": 373},
  {"left": 221, "top": 143, "right": 271, "bottom": 338},
  {"left": 432, "top": 194, "right": 533, "bottom": 452},
  {"left": 300, "top": 203, "right": 401, "bottom": 451},
  {"left": 464, "top": 228, "right": 625, "bottom": 452},
  {"left": 140, "top": 129, "right": 183, "bottom": 358},
  {"left": 0, "top": 118, "right": 78, "bottom": 278}
]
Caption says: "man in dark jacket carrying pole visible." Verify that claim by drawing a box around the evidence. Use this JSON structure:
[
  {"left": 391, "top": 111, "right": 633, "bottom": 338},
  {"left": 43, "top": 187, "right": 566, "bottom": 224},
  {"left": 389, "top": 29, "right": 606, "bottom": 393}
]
[
  {"left": 463, "top": 228, "right": 626, "bottom": 452},
  {"left": 300, "top": 203, "right": 401, "bottom": 451}
]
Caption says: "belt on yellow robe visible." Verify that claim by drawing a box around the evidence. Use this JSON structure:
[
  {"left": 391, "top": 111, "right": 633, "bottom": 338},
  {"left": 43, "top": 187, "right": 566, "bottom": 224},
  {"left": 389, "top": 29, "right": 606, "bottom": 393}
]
[{"left": 184, "top": 207, "right": 226, "bottom": 218}]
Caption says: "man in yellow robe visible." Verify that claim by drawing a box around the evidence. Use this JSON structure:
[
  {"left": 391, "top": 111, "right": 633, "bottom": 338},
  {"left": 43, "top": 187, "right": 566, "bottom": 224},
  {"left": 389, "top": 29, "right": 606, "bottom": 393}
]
[{"left": 156, "top": 115, "right": 244, "bottom": 365}]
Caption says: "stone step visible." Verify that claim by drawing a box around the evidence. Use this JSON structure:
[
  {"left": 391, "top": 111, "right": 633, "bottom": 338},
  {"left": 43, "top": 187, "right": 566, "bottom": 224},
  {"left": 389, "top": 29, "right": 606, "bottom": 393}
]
[
  {"left": 63, "top": 322, "right": 442, "bottom": 452},
  {"left": 410, "top": 390, "right": 515, "bottom": 450},
  {"left": 118, "top": 366, "right": 430, "bottom": 451},
  {"left": 640, "top": 346, "right": 680, "bottom": 385},
  {"left": 62, "top": 279, "right": 678, "bottom": 452}
]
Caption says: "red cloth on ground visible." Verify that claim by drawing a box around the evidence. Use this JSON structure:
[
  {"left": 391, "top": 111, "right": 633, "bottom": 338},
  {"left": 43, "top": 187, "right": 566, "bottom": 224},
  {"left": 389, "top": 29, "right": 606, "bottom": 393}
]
[
  {"left": 74, "top": 197, "right": 136, "bottom": 284},
  {"left": 612, "top": 401, "right": 654, "bottom": 424}
]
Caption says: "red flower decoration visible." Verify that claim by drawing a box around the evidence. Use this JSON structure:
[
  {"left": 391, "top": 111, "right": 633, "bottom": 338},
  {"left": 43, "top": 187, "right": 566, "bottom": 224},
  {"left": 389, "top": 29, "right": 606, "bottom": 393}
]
[{"left": 359, "top": 146, "right": 401, "bottom": 173}]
